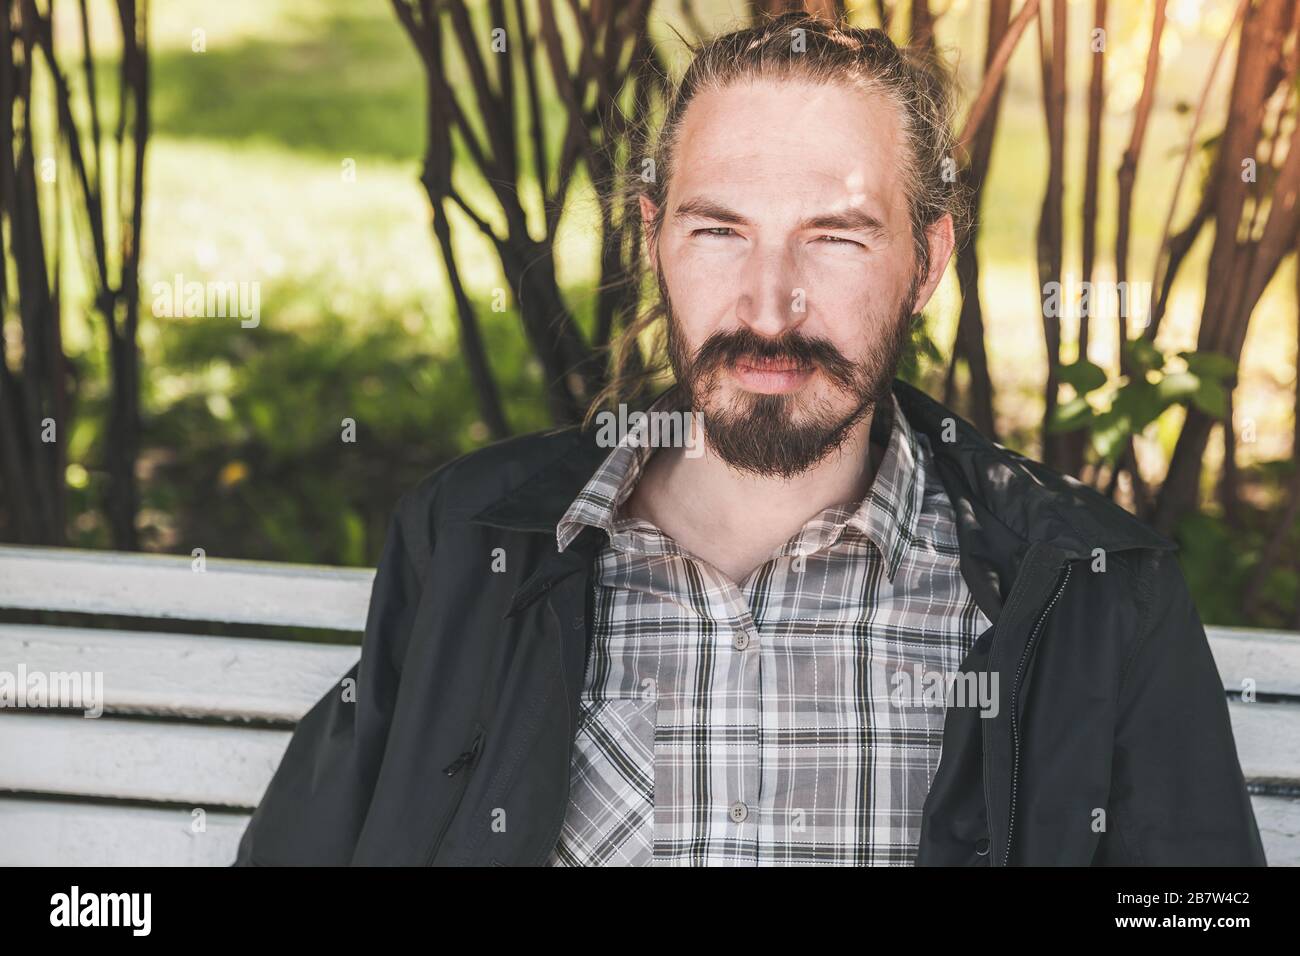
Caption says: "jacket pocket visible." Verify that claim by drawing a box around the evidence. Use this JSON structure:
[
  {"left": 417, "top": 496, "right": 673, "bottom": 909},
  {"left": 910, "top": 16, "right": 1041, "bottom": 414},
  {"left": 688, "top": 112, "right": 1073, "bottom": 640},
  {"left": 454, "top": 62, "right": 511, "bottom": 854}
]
[{"left": 424, "top": 722, "right": 486, "bottom": 865}]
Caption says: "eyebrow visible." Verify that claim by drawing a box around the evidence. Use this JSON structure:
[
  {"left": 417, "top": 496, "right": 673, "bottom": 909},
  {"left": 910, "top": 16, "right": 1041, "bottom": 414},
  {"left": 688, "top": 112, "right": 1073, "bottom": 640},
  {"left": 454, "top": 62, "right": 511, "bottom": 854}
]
[{"left": 673, "top": 197, "right": 887, "bottom": 238}]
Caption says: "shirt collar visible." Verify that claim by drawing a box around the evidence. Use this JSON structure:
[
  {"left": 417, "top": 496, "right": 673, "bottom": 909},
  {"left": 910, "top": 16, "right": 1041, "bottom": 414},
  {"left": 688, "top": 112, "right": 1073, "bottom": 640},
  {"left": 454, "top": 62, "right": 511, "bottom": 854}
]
[
  {"left": 555, "top": 388, "right": 679, "bottom": 553},
  {"left": 842, "top": 390, "right": 927, "bottom": 580},
  {"left": 555, "top": 389, "right": 926, "bottom": 581}
]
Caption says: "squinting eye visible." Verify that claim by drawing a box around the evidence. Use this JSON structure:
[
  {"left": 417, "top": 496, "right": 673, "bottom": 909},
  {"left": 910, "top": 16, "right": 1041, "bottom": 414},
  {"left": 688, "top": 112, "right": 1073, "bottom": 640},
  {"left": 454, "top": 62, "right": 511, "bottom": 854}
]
[
  {"left": 816, "top": 235, "right": 861, "bottom": 246},
  {"left": 692, "top": 227, "right": 735, "bottom": 238}
]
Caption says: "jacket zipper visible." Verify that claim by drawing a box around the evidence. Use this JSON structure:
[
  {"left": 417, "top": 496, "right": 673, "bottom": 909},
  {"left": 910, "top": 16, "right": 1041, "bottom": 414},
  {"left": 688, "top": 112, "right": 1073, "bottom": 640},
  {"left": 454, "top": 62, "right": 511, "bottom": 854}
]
[
  {"left": 1002, "top": 562, "right": 1071, "bottom": 866},
  {"left": 424, "top": 723, "right": 485, "bottom": 865}
]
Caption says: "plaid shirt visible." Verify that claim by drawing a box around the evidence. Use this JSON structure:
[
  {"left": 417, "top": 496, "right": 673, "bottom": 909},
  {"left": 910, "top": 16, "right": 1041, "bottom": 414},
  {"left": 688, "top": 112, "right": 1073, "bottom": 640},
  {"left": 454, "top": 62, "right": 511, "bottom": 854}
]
[{"left": 546, "top": 391, "right": 991, "bottom": 866}]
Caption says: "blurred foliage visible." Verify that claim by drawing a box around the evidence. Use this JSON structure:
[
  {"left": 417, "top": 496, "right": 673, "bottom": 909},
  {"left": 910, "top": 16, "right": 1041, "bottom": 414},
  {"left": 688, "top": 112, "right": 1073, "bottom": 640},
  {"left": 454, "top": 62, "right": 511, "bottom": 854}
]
[
  {"left": 1049, "top": 342, "right": 1236, "bottom": 464},
  {"left": 1176, "top": 461, "right": 1300, "bottom": 629},
  {"left": 67, "top": 276, "right": 553, "bottom": 564}
]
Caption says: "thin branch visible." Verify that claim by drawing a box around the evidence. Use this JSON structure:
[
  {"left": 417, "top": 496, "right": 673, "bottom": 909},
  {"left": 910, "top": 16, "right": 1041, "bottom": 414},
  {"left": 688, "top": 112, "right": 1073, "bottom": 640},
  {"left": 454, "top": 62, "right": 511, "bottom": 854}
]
[
  {"left": 1115, "top": 0, "right": 1167, "bottom": 374},
  {"left": 956, "top": 0, "right": 1039, "bottom": 157},
  {"left": 1145, "top": 0, "right": 1249, "bottom": 333}
]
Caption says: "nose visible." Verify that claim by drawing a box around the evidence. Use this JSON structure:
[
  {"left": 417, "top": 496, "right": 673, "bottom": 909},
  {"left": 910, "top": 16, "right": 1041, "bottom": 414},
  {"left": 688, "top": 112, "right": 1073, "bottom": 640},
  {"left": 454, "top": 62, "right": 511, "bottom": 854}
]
[{"left": 734, "top": 241, "right": 806, "bottom": 339}]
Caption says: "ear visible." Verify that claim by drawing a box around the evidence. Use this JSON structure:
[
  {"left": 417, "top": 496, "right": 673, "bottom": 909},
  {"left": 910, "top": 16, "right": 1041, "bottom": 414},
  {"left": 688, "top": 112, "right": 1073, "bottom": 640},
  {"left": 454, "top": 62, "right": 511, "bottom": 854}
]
[
  {"left": 639, "top": 194, "right": 660, "bottom": 273},
  {"left": 910, "top": 213, "right": 956, "bottom": 314}
]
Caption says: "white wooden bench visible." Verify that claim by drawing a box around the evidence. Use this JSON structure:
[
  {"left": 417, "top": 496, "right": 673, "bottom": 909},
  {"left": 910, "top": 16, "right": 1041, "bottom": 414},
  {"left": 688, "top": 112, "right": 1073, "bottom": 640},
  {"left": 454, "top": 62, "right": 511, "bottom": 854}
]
[{"left": 1, "top": 543, "right": 1298, "bottom": 866}]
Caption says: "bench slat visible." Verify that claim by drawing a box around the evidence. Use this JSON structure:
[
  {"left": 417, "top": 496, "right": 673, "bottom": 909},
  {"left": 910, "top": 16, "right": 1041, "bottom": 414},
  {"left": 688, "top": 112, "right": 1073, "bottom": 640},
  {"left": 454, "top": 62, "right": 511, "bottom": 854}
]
[
  {"left": 3, "top": 543, "right": 1295, "bottom": 677},
  {"left": 0, "top": 545, "right": 373, "bottom": 630},
  {"left": 0, "top": 797, "right": 249, "bottom": 866},
  {"left": 0, "top": 714, "right": 287, "bottom": 808},
  {"left": 1206, "top": 627, "right": 1300, "bottom": 697},
  {"left": 1226, "top": 700, "right": 1300, "bottom": 786},
  {"left": 0, "top": 624, "right": 358, "bottom": 722},
  {"left": 1252, "top": 795, "right": 1300, "bottom": 866},
  {"left": 3, "top": 624, "right": 1294, "bottom": 725},
  {"left": 0, "top": 700, "right": 1294, "bottom": 818},
  {"left": 0, "top": 793, "right": 1293, "bottom": 866}
]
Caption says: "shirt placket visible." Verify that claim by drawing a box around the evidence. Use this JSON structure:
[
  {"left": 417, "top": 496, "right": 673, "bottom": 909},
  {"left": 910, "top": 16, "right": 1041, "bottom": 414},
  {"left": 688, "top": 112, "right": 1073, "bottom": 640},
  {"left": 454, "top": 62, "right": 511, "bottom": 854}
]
[
  {"left": 700, "top": 564, "right": 762, "bottom": 865},
  {"left": 617, "top": 521, "right": 767, "bottom": 864}
]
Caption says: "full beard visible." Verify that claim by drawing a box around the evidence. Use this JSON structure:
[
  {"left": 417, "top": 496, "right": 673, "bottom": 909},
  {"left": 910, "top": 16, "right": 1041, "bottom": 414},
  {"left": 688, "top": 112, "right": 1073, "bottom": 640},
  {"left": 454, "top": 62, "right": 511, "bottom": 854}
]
[{"left": 663, "top": 273, "right": 916, "bottom": 480}]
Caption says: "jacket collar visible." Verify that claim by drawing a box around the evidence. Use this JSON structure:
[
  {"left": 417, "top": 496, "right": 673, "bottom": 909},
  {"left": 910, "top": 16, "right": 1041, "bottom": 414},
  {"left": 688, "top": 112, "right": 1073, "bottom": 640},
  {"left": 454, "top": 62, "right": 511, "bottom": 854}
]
[
  {"left": 469, "top": 425, "right": 614, "bottom": 536},
  {"left": 470, "top": 378, "right": 1175, "bottom": 569},
  {"left": 889, "top": 378, "right": 1175, "bottom": 559}
]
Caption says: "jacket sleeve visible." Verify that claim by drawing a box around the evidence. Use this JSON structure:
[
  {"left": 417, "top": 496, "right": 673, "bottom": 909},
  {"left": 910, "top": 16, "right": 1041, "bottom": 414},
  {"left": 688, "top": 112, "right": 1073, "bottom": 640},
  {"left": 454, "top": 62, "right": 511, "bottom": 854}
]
[
  {"left": 1098, "top": 548, "right": 1267, "bottom": 865},
  {"left": 232, "top": 495, "right": 428, "bottom": 865}
]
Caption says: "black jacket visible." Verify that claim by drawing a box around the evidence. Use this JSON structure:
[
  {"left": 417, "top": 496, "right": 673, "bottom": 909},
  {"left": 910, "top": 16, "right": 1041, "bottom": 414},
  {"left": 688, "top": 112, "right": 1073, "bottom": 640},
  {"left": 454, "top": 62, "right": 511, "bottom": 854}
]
[{"left": 233, "top": 379, "right": 1267, "bottom": 866}]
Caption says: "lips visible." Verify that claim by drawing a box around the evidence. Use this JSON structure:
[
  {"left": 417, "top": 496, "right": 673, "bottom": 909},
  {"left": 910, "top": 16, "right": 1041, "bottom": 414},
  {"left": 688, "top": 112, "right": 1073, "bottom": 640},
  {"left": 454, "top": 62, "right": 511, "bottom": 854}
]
[{"left": 728, "top": 358, "right": 816, "bottom": 395}]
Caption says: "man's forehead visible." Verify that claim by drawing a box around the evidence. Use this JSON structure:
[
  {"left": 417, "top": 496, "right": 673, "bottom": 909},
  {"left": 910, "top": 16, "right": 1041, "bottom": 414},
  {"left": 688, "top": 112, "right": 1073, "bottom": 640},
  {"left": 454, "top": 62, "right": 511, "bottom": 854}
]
[{"left": 669, "top": 78, "right": 905, "bottom": 220}]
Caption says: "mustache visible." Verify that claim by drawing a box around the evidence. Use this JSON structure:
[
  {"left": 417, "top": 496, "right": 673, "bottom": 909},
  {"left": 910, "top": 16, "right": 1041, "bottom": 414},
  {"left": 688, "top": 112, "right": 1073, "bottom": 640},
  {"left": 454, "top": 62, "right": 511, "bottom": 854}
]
[{"left": 692, "top": 328, "right": 859, "bottom": 391}]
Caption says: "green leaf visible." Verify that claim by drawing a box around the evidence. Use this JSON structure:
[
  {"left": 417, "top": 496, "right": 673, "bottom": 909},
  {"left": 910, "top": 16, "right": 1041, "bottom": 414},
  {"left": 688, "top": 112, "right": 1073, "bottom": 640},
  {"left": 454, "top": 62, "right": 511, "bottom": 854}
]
[
  {"left": 1056, "top": 359, "right": 1108, "bottom": 395},
  {"left": 1089, "top": 408, "right": 1130, "bottom": 463},
  {"left": 1048, "top": 395, "right": 1093, "bottom": 433},
  {"left": 1124, "top": 337, "right": 1164, "bottom": 374},
  {"left": 1191, "top": 377, "right": 1228, "bottom": 418},
  {"left": 1155, "top": 370, "right": 1201, "bottom": 404},
  {"left": 1178, "top": 350, "right": 1236, "bottom": 380},
  {"left": 1112, "top": 379, "right": 1164, "bottom": 432}
]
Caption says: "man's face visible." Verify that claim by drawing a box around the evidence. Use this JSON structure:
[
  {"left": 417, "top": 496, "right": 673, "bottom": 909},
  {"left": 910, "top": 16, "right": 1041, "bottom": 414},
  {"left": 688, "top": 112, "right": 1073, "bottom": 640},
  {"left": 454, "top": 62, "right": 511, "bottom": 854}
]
[{"left": 644, "top": 78, "right": 949, "bottom": 478}]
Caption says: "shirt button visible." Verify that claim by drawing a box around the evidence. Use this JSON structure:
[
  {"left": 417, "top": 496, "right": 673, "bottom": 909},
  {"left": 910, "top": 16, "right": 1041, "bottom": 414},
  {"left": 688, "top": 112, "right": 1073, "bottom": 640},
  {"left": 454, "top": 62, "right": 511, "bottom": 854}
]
[
  {"left": 728, "top": 801, "right": 749, "bottom": 823},
  {"left": 732, "top": 631, "right": 751, "bottom": 650}
]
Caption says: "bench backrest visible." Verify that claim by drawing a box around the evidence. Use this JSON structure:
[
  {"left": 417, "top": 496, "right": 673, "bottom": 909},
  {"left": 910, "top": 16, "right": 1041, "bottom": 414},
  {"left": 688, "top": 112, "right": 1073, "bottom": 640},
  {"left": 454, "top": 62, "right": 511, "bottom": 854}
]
[
  {"left": 1, "top": 544, "right": 1297, "bottom": 866},
  {"left": 0, "top": 545, "right": 367, "bottom": 866}
]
